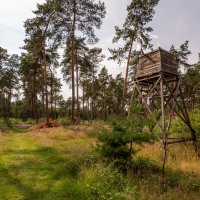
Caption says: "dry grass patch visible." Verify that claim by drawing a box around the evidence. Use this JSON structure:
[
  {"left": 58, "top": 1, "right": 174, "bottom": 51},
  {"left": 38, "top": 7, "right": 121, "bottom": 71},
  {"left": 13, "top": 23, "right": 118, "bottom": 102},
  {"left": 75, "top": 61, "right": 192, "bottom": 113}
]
[
  {"left": 29, "top": 125, "right": 98, "bottom": 156},
  {"left": 138, "top": 141, "right": 200, "bottom": 176},
  {"left": 0, "top": 132, "right": 9, "bottom": 151}
]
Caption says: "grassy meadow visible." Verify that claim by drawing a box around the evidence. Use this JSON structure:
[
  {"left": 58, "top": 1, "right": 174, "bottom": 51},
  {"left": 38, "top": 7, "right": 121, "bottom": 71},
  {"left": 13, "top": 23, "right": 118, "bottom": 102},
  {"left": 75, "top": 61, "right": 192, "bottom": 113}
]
[{"left": 0, "top": 122, "right": 200, "bottom": 200}]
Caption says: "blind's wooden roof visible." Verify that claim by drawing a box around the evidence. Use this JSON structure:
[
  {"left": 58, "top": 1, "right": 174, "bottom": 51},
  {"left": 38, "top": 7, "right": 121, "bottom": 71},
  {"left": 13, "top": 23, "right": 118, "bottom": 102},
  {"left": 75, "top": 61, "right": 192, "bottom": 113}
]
[{"left": 136, "top": 48, "right": 178, "bottom": 79}]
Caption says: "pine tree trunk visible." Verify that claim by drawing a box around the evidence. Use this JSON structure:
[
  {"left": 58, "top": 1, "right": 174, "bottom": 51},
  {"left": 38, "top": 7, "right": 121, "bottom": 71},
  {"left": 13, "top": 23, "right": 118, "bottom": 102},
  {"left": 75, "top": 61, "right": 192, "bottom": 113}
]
[
  {"left": 50, "top": 71, "right": 53, "bottom": 119},
  {"left": 31, "top": 92, "right": 34, "bottom": 119},
  {"left": 82, "top": 84, "right": 85, "bottom": 120},
  {"left": 121, "top": 39, "right": 134, "bottom": 113},
  {"left": 71, "top": 0, "right": 76, "bottom": 123},
  {"left": 33, "top": 67, "right": 37, "bottom": 120},
  {"left": 3, "top": 92, "right": 6, "bottom": 119},
  {"left": 42, "top": 40, "right": 49, "bottom": 125},
  {"left": 35, "top": 94, "right": 38, "bottom": 123},
  {"left": 91, "top": 66, "right": 95, "bottom": 120},
  {"left": 103, "top": 88, "right": 106, "bottom": 120},
  {"left": 75, "top": 48, "right": 79, "bottom": 118},
  {"left": 8, "top": 88, "right": 12, "bottom": 118},
  {"left": 41, "top": 65, "right": 45, "bottom": 118},
  {"left": 0, "top": 90, "right": 2, "bottom": 117},
  {"left": 86, "top": 82, "right": 89, "bottom": 120}
]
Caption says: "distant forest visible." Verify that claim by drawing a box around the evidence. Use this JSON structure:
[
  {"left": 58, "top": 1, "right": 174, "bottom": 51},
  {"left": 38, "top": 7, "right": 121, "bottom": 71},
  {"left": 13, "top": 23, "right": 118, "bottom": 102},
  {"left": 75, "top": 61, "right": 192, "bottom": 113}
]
[{"left": 0, "top": 0, "right": 200, "bottom": 124}]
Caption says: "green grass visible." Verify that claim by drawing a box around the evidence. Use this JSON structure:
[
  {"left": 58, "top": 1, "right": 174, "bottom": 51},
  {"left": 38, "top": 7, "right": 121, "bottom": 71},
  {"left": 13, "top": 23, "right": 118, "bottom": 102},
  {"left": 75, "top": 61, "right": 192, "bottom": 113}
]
[
  {"left": 0, "top": 132, "right": 86, "bottom": 200},
  {"left": 0, "top": 125, "right": 200, "bottom": 200}
]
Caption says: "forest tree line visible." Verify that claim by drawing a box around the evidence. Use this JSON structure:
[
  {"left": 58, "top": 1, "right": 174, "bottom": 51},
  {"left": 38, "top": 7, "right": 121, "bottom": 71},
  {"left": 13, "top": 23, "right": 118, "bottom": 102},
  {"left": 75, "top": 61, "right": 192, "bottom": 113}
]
[{"left": 0, "top": 0, "right": 200, "bottom": 124}]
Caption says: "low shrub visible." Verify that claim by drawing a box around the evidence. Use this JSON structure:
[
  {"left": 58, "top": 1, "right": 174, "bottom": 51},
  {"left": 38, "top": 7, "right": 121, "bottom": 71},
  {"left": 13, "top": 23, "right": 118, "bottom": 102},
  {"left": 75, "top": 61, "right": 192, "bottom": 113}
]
[
  {"left": 60, "top": 117, "right": 71, "bottom": 127},
  {"left": 171, "top": 109, "right": 200, "bottom": 149},
  {"left": 131, "top": 157, "right": 161, "bottom": 175},
  {"left": 165, "top": 173, "right": 180, "bottom": 189},
  {"left": 0, "top": 123, "right": 9, "bottom": 132},
  {"left": 79, "top": 164, "right": 133, "bottom": 200},
  {"left": 172, "top": 109, "right": 200, "bottom": 135},
  {"left": 25, "top": 118, "right": 36, "bottom": 124},
  {"left": 0, "top": 118, "right": 4, "bottom": 124},
  {"left": 96, "top": 101, "right": 157, "bottom": 170},
  {"left": 6, "top": 118, "right": 23, "bottom": 128}
]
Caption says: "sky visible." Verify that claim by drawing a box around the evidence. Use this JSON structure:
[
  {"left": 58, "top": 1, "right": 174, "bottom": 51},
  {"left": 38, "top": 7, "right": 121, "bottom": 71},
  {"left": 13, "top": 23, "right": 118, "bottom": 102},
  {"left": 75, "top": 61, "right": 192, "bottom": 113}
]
[{"left": 0, "top": 0, "right": 200, "bottom": 99}]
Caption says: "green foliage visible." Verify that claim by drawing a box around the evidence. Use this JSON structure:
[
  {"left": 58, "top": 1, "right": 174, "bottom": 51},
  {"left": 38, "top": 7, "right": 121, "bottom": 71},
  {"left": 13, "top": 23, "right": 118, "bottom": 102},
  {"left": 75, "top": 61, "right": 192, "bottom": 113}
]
[
  {"left": 131, "top": 157, "right": 161, "bottom": 175},
  {"left": 170, "top": 41, "right": 191, "bottom": 71},
  {"left": 97, "top": 126, "right": 130, "bottom": 161},
  {"left": 182, "top": 64, "right": 200, "bottom": 110},
  {"left": 171, "top": 118, "right": 188, "bottom": 134},
  {"left": 190, "top": 109, "right": 200, "bottom": 136},
  {"left": 8, "top": 118, "right": 22, "bottom": 125},
  {"left": 0, "top": 117, "right": 31, "bottom": 132},
  {"left": 0, "top": 124, "right": 9, "bottom": 132},
  {"left": 5, "top": 119, "right": 13, "bottom": 128},
  {"left": 80, "top": 164, "right": 132, "bottom": 200},
  {"left": 0, "top": 118, "right": 23, "bottom": 128},
  {"left": 60, "top": 117, "right": 71, "bottom": 127},
  {"left": 0, "top": 118, "right": 4, "bottom": 124},
  {"left": 25, "top": 118, "right": 36, "bottom": 125},
  {"left": 165, "top": 173, "right": 180, "bottom": 189},
  {"left": 97, "top": 101, "right": 157, "bottom": 167},
  {"left": 171, "top": 109, "right": 200, "bottom": 156},
  {"left": 109, "top": 0, "right": 160, "bottom": 64},
  {"left": 172, "top": 109, "right": 200, "bottom": 138}
]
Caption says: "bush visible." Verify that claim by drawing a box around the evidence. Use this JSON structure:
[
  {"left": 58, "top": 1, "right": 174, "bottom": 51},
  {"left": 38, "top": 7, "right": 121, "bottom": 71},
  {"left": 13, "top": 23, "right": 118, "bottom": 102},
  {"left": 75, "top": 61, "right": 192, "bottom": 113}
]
[
  {"left": 171, "top": 109, "right": 200, "bottom": 140},
  {"left": 9, "top": 118, "right": 22, "bottom": 125},
  {"left": 25, "top": 118, "right": 36, "bottom": 124},
  {"left": 131, "top": 157, "right": 161, "bottom": 175},
  {"left": 79, "top": 164, "right": 132, "bottom": 200},
  {"left": 0, "top": 118, "right": 24, "bottom": 129},
  {"left": 0, "top": 118, "right": 4, "bottom": 124},
  {"left": 97, "top": 101, "right": 157, "bottom": 169},
  {"left": 60, "top": 117, "right": 71, "bottom": 127},
  {"left": 1, "top": 118, "right": 22, "bottom": 128},
  {"left": 97, "top": 126, "right": 130, "bottom": 161}
]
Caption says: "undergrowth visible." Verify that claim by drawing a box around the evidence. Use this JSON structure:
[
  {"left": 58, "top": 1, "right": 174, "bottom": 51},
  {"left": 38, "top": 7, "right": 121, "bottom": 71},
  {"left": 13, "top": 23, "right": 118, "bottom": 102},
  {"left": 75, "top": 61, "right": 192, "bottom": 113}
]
[{"left": 0, "top": 124, "right": 200, "bottom": 199}]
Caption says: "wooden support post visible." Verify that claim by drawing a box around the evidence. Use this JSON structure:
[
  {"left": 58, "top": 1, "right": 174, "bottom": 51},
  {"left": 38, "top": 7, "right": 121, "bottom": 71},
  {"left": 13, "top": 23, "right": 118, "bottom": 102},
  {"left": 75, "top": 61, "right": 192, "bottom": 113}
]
[
  {"left": 166, "top": 79, "right": 180, "bottom": 131},
  {"left": 144, "top": 76, "right": 161, "bottom": 100},
  {"left": 134, "top": 82, "right": 163, "bottom": 132},
  {"left": 160, "top": 76, "right": 167, "bottom": 174}
]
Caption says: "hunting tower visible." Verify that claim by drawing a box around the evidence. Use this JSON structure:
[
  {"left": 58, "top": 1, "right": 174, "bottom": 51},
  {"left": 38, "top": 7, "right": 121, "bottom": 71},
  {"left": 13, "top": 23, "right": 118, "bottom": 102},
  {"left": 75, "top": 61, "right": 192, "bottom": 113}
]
[{"left": 133, "top": 48, "right": 198, "bottom": 172}]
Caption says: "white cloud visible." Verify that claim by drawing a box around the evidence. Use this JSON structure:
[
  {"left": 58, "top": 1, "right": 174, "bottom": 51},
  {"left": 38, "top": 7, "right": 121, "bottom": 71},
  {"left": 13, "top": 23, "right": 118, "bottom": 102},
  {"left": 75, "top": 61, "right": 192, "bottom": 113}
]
[
  {"left": 1, "top": 0, "right": 200, "bottom": 99},
  {"left": 151, "top": 34, "right": 160, "bottom": 49},
  {"left": 136, "top": 43, "right": 141, "bottom": 51},
  {"left": 150, "top": 34, "right": 159, "bottom": 39},
  {"left": 0, "top": 0, "right": 45, "bottom": 54}
]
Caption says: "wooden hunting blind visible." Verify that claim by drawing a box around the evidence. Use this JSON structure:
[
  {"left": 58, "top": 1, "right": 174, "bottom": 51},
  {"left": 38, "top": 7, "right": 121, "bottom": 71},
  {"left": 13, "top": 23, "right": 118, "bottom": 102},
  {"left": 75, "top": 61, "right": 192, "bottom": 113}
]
[
  {"left": 136, "top": 48, "right": 178, "bottom": 79},
  {"left": 133, "top": 48, "right": 198, "bottom": 173}
]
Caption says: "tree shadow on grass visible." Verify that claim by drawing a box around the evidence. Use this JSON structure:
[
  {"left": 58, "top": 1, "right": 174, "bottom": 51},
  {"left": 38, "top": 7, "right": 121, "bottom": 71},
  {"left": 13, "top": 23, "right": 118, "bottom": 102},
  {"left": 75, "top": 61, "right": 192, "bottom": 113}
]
[
  {"left": 0, "top": 146, "right": 86, "bottom": 200},
  {"left": 0, "top": 163, "right": 47, "bottom": 200},
  {"left": 128, "top": 157, "right": 200, "bottom": 194},
  {"left": 11, "top": 127, "right": 30, "bottom": 133}
]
